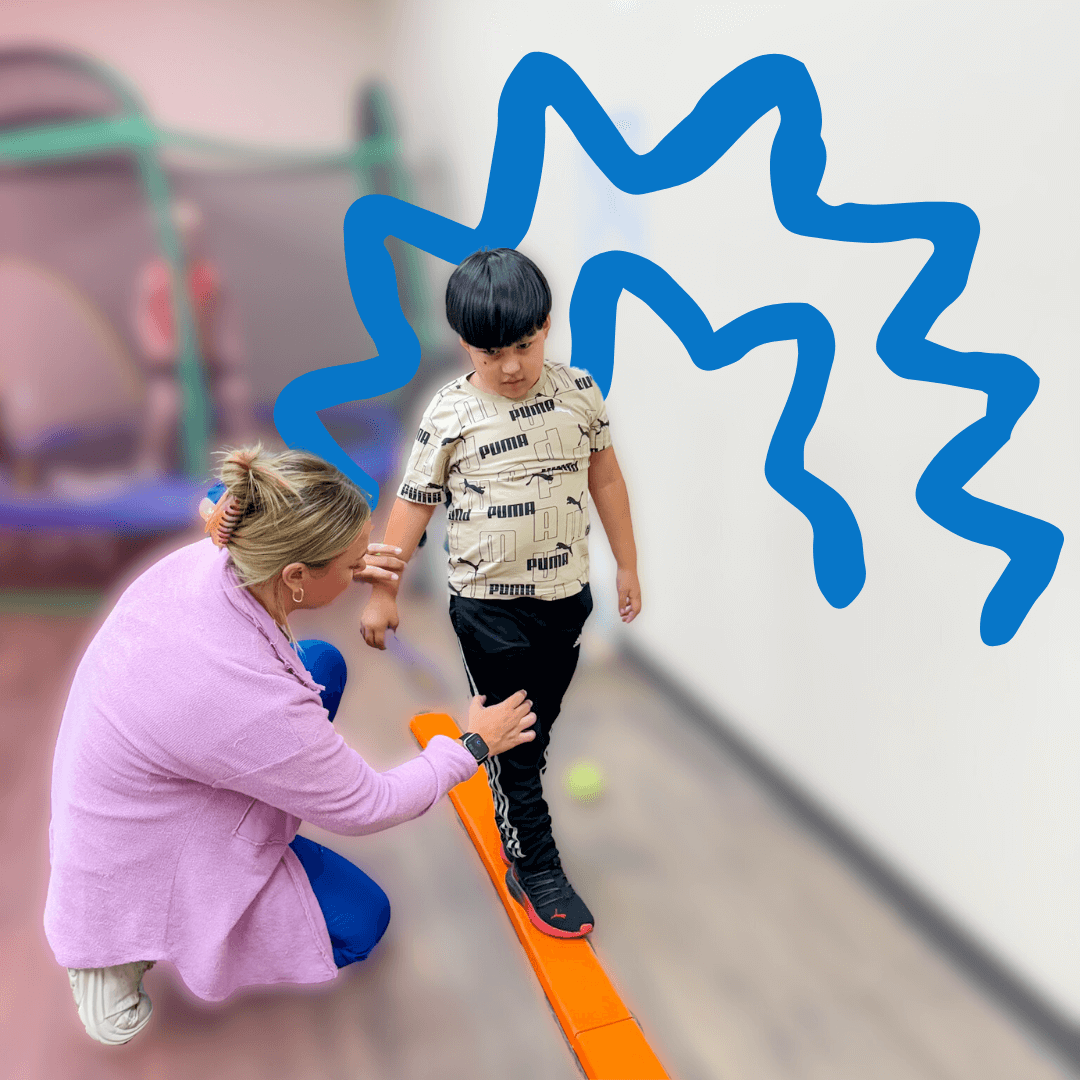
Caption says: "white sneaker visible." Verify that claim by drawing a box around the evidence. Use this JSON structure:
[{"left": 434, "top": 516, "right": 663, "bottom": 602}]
[{"left": 67, "top": 961, "right": 155, "bottom": 1045}]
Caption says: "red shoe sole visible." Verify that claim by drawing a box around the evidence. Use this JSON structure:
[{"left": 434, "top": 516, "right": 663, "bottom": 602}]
[{"left": 504, "top": 867, "right": 593, "bottom": 939}]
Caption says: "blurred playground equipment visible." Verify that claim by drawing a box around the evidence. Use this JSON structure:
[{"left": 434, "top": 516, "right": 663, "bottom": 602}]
[{"left": 0, "top": 46, "right": 443, "bottom": 591}]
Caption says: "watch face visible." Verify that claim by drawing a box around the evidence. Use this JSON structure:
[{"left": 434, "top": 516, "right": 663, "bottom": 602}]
[{"left": 463, "top": 733, "right": 488, "bottom": 760}]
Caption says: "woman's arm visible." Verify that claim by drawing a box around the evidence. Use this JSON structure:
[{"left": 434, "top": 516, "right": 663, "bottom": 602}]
[
  {"left": 220, "top": 734, "right": 468, "bottom": 837},
  {"left": 215, "top": 689, "right": 534, "bottom": 837}
]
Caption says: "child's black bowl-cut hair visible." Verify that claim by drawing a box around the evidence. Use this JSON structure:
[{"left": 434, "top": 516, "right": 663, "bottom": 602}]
[{"left": 446, "top": 248, "right": 552, "bottom": 351}]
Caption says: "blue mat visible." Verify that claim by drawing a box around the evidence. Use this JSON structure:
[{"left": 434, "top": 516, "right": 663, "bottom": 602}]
[
  {"left": 2, "top": 400, "right": 404, "bottom": 532},
  {"left": 0, "top": 475, "right": 207, "bottom": 532}
]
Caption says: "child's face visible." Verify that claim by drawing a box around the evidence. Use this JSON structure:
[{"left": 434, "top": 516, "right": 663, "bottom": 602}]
[{"left": 461, "top": 317, "right": 550, "bottom": 400}]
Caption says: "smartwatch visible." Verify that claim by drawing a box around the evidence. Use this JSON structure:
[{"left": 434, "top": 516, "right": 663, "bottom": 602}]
[{"left": 459, "top": 731, "right": 489, "bottom": 765}]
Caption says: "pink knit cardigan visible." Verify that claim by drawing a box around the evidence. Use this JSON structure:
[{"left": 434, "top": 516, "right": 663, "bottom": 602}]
[{"left": 44, "top": 538, "right": 476, "bottom": 1001}]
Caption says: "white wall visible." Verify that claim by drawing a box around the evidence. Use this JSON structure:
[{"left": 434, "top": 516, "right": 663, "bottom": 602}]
[{"left": 381, "top": 0, "right": 1080, "bottom": 1018}]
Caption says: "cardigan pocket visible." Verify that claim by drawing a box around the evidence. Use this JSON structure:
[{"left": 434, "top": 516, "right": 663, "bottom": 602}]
[{"left": 233, "top": 796, "right": 293, "bottom": 847}]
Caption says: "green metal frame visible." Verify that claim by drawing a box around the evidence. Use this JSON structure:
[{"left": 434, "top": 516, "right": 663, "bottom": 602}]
[
  {"left": 357, "top": 85, "right": 437, "bottom": 353},
  {"left": 0, "top": 50, "right": 430, "bottom": 478}
]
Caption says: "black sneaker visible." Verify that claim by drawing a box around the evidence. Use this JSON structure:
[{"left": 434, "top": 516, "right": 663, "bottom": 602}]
[
  {"left": 505, "top": 861, "right": 594, "bottom": 938},
  {"left": 499, "top": 843, "right": 513, "bottom": 867}
]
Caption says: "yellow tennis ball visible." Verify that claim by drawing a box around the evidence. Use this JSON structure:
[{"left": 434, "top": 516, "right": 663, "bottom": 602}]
[{"left": 565, "top": 761, "right": 604, "bottom": 803}]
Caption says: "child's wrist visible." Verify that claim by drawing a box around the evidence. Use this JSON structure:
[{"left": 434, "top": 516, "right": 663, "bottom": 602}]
[{"left": 371, "top": 579, "right": 400, "bottom": 600}]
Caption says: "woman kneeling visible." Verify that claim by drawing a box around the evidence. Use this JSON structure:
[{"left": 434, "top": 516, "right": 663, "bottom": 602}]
[{"left": 44, "top": 445, "right": 535, "bottom": 1044}]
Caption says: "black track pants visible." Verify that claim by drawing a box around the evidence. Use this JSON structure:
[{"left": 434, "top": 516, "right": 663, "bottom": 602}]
[{"left": 449, "top": 586, "right": 593, "bottom": 873}]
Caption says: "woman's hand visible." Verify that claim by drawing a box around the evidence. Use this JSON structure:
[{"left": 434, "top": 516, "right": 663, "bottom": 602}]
[
  {"left": 361, "top": 590, "right": 400, "bottom": 650},
  {"left": 355, "top": 543, "right": 405, "bottom": 587},
  {"left": 465, "top": 690, "right": 537, "bottom": 757}
]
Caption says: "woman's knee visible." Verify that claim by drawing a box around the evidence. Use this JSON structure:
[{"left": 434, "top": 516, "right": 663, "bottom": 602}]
[
  {"left": 297, "top": 640, "right": 347, "bottom": 687},
  {"left": 297, "top": 640, "right": 347, "bottom": 721},
  {"left": 374, "top": 887, "right": 391, "bottom": 941},
  {"left": 332, "top": 890, "right": 390, "bottom": 968},
  {"left": 352, "top": 875, "right": 391, "bottom": 947},
  {"left": 361, "top": 888, "right": 391, "bottom": 960}
]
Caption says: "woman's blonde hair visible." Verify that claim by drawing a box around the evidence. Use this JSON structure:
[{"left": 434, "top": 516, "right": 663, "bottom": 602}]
[{"left": 214, "top": 443, "right": 371, "bottom": 591}]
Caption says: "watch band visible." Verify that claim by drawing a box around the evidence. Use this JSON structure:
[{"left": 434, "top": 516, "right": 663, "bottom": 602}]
[{"left": 459, "top": 731, "right": 489, "bottom": 764}]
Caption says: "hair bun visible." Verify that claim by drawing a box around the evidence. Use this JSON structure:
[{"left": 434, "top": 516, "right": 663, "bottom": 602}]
[{"left": 232, "top": 447, "right": 260, "bottom": 473}]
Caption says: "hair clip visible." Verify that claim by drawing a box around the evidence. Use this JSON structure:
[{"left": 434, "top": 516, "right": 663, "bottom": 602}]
[{"left": 202, "top": 489, "right": 243, "bottom": 548}]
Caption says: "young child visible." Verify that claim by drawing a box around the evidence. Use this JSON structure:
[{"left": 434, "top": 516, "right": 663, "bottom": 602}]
[{"left": 361, "top": 248, "right": 641, "bottom": 938}]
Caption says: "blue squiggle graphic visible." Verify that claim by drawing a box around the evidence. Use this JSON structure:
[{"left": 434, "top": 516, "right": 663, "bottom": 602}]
[
  {"left": 274, "top": 51, "right": 1063, "bottom": 645},
  {"left": 570, "top": 252, "right": 862, "bottom": 609}
]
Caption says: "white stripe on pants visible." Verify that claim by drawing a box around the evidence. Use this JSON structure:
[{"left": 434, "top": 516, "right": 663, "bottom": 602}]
[{"left": 457, "top": 638, "right": 524, "bottom": 860}]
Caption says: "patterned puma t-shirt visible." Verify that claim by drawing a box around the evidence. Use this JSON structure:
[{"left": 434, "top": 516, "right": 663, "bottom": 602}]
[{"left": 397, "top": 361, "right": 612, "bottom": 600}]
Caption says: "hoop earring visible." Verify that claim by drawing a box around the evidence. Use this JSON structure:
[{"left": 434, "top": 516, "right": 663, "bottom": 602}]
[{"left": 292, "top": 588, "right": 304, "bottom": 605}]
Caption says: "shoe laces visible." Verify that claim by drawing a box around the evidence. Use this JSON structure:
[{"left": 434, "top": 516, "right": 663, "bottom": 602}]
[{"left": 518, "top": 862, "right": 574, "bottom": 909}]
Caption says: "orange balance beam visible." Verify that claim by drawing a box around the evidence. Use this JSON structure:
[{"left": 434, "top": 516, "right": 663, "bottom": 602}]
[{"left": 410, "top": 712, "right": 670, "bottom": 1080}]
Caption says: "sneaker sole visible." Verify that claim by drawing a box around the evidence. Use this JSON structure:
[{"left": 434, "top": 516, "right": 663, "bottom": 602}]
[{"left": 504, "top": 867, "right": 593, "bottom": 939}]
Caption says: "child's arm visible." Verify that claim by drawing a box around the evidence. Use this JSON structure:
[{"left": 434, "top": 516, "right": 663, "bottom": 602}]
[
  {"left": 360, "top": 498, "right": 437, "bottom": 649},
  {"left": 587, "top": 446, "right": 641, "bottom": 623}
]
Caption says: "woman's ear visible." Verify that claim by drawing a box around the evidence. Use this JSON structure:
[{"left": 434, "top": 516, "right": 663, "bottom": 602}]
[{"left": 281, "top": 562, "right": 306, "bottom": 592}]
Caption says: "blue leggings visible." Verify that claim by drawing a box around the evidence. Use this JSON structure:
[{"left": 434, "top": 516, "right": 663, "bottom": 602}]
[{"left": 288, "top": 640, "right": 391, "bottom": 968}]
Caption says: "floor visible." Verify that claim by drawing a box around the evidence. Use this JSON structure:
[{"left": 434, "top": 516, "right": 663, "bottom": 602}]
[{"left": 1, "top": 532, "right": 1075, "bottom": 1079}]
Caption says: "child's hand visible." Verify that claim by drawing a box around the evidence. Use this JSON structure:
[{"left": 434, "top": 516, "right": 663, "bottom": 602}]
[
  {"left": 354, "top": 543, "right": 405, "bottom": 586},
  {"left": 361, "top": 592, "right": 400, "bottom": 650},
  {"left": 616, "top": 567, "right": 641, "bottom": 623}
]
